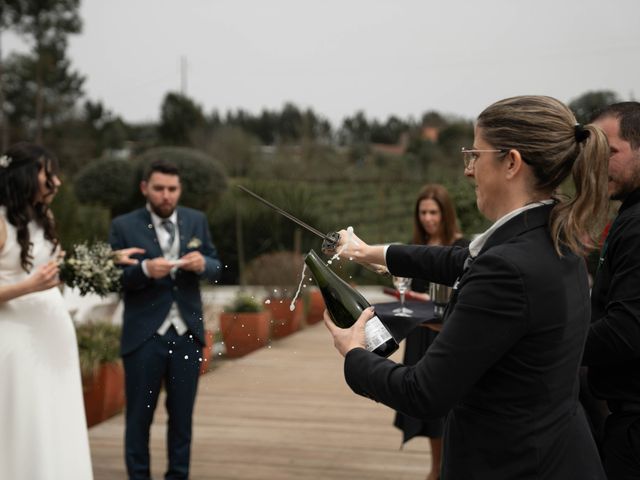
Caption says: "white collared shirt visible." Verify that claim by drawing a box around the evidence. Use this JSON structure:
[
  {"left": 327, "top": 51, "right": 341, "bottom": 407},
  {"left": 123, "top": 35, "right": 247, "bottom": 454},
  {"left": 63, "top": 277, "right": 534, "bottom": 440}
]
[
  {"left": 468, "top": 200, "right": 554, "bottom": 258},
  {"left": 142, "top": 205, "right": 188, "bottom": 336}
]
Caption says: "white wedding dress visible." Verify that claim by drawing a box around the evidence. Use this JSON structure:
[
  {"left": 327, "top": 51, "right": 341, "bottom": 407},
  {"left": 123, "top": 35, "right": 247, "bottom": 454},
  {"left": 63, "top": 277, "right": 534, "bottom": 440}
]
[{"left": 0, "top": 207, "right": 93, "bottom": 479}]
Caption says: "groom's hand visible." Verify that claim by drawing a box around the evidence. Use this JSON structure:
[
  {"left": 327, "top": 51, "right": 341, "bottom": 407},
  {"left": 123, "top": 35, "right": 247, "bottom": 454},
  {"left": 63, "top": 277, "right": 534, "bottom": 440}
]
[
  {"left": 144, "top": 257, "right": 174, "bottom": 278},
  {"left": 179, "top": 251, "right": 205, "bottom": 274}
]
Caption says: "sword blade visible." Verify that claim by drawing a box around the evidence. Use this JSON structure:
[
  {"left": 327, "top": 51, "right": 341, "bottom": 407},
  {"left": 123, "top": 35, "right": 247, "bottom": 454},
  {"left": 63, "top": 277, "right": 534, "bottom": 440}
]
[{"left": 236, "top": 185, "right": 330, "bottom": 241}]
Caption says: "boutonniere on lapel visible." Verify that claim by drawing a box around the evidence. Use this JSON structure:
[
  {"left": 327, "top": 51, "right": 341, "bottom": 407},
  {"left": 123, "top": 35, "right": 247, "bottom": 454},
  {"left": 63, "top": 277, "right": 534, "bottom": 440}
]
[{"left": 187, "top": 237, "right": 202, "bottom": 250}]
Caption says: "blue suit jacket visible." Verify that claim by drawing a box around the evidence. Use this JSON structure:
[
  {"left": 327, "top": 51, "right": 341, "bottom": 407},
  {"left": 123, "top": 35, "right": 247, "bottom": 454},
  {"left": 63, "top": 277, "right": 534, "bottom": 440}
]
[{"left": 109, "top": 206, "right": 222, "bottom": 355}]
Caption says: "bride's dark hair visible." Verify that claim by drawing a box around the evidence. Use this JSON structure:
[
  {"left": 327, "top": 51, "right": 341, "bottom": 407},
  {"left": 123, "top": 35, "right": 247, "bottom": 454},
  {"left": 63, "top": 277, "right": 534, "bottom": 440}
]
[{"left": 0, "top": 142, "right": 59, "bottom": 272}]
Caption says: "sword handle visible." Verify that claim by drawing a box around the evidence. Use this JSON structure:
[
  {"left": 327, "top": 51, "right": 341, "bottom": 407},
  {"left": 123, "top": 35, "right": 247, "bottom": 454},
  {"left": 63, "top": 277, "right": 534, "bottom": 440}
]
[{"left": 321, "top": 231, "right": 341, "bottom": 251}]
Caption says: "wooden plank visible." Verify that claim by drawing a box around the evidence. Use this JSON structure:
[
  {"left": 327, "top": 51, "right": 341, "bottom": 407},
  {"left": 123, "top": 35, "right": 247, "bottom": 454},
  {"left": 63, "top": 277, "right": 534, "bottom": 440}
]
[{"left": 90, "top": 323, "right": 431, "bottom": 479}]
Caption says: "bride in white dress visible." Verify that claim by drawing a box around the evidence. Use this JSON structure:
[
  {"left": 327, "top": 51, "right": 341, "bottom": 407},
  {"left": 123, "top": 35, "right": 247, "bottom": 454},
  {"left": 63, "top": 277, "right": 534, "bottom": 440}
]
[{"left": 0, "top": 143, "right": 93, "bottom": 479}]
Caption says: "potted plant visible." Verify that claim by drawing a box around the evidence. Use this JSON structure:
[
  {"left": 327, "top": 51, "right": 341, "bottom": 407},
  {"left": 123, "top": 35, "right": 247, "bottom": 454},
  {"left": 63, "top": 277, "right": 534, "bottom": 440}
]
[
  {"left": 76, "top": 320, "right": 125, "bottom": 427},
  {"left": 245, "top": 251, "right": 305, "bottom": 338},
  {"left": 219, "top": 293, "right": 271, "bottom": 358},
  {"left": 199, "top": 329, "right": 216, "bottom": 375},
  {"left": 304, "top": 286, "right": 326, "bottom": 325}
]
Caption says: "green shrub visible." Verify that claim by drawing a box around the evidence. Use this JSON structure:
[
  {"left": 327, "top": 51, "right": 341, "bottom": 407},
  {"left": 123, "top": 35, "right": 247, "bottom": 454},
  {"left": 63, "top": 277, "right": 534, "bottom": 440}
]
[
  {"left": 76, "top": 321, "right": 121, "bottom": 380},
  {"left": 74, "top": 157, "right": 137, "bottom": 217},
  {"left": 223, "top": 293, "right": 264, "bottom": 313},
  {"left": 51, "top": 180, "right": 111, "bottom": 251}
]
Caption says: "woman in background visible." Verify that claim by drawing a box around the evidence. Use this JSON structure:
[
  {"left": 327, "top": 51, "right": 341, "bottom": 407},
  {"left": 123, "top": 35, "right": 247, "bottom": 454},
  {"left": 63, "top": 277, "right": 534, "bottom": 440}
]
[{"left": 395, "top": 184, "right": 469, "bottom": 480}]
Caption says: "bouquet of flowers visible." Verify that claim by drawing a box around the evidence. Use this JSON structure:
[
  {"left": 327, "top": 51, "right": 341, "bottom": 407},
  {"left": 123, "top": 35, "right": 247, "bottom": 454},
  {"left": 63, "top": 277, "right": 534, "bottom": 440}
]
[{"left": 59, "top": 241, "right": 122, "bottom": 297}]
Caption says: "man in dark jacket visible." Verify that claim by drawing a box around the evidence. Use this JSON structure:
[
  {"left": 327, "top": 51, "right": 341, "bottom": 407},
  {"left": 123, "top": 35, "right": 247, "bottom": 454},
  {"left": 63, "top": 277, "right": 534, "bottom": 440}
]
[
  {"left": 110, "top": 160, "right": 222, "bottom": 480},
  {"left": 583, "top": 102, "right": 640, "bottom": 479}
]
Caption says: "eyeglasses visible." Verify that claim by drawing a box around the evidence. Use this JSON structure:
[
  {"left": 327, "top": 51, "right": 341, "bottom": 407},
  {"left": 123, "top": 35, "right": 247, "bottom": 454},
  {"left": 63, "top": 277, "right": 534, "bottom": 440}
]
[{"left": 461, "top": 148, "right": 508, "bottom": 170}]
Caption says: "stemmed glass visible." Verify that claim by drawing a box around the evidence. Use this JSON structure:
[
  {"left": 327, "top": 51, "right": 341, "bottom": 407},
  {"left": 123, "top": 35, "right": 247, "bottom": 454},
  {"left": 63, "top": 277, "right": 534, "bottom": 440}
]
[{"left": 392, "top": 276, "right": 413, "bottom": 316}]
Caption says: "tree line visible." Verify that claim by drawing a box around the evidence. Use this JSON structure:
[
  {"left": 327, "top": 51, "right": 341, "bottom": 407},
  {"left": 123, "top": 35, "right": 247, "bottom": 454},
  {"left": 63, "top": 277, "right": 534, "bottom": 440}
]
[
  {"left": 0, "top": 0, "right": 625, "bottom": 175},
  {"left": 0, "top": 1, "right": 631, "bottom": 284}
]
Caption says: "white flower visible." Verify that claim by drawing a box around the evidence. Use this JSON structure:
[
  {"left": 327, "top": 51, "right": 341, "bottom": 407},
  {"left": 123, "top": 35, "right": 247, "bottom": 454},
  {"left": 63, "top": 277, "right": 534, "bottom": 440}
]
[
  {"left": 0, "top": 155, "right": 12, "bottom": 168},
  {"left": 187, "top": 237, "right": 202, "bottom": 249},
  {"left": 59, "top": 241, "right": 122, "bottom": 297}
]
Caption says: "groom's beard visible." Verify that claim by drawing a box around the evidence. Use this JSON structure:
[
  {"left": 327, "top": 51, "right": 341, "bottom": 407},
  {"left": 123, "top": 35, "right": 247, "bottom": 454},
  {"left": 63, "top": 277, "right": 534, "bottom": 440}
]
[{"left": 150, "top": 202, "right": 176, "bottom": 219}]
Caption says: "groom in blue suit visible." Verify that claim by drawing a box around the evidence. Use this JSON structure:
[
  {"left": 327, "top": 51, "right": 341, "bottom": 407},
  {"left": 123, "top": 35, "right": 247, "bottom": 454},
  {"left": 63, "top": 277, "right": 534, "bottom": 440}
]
[{"left": 109, "top": 160, "right": 222, "bottom": 480}]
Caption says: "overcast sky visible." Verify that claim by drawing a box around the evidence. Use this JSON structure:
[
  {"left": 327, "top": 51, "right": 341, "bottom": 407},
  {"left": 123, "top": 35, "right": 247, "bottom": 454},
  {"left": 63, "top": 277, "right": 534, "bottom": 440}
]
[{"left": 5, "top": 0, "right": 640, "bottom": 126}]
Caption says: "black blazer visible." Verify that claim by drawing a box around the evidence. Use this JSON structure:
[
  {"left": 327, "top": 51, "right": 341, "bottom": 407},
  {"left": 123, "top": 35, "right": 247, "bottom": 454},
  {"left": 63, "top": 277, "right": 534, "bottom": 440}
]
[
  {"left": 584, "top": 188, "right": 640, "bottom": 402},
  {"left": 109, "top": 206, "right": 222, "bottom": 355},
  {"left": 344, "top": 205, "right": 605, "bottom": 479}
]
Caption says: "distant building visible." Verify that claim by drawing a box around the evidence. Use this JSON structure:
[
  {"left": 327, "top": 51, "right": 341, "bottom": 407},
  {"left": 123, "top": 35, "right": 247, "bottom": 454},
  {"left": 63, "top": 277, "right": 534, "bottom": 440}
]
[{"left": 371, "top": 132, "right": 410, "bottom": 157}]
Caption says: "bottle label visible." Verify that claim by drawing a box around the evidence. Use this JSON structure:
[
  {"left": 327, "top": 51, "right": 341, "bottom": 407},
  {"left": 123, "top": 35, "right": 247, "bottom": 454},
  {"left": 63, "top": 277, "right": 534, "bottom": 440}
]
[{"left": 364, "top": 315, "right": 393, "bottom": 352}]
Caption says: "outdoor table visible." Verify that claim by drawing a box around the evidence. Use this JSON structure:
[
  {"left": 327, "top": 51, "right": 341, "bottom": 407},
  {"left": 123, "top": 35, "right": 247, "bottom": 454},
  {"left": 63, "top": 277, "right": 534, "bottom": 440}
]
[{"left": 374, "top": 300, "right": 440, "bottom": 342}]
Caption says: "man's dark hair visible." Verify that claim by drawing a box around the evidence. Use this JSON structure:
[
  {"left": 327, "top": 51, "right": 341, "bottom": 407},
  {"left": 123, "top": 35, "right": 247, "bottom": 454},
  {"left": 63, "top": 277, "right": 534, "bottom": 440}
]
[
  {"left": 590, "top": 101, "right": 640, "bottom": 150},
  {"left": 143, "top": 159, "right": 180, "bottom": 181}
]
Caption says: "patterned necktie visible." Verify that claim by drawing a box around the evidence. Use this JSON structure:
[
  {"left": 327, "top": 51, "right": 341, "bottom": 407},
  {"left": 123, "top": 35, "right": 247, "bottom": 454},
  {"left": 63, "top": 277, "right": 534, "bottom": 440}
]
[{"left": 161, "top": 219, "right": 176, "bottom": 248}]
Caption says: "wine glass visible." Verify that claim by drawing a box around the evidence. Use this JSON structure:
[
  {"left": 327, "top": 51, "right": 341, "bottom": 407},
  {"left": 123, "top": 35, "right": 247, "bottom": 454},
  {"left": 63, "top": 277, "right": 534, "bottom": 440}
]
[{"left": 392, "top": 276, "right": 413, "bottom": 316}]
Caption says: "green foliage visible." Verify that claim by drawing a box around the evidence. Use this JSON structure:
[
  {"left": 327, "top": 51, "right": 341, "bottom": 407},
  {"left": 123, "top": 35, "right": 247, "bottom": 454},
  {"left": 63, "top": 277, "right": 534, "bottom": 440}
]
[
  {"left": 76, "top": 320, "right": 121, "bottom": 379},
  {"left": 223, "top": 293, "right": 264, "bottom": 313},
  {"left": 9, "top": 0, "right": 82, "bottom": 42},
  {"left": 50, "top": 180, "right": 111, "bottom": 251},
  {"left": 3, "top": 0, "right": 83, "bottom": 140},
  {"left": 421, "top": 111, "right": 447, "bottom": 129},
  {"left": 211, "top": 176, "right": 487, "bottom": 285},
  {"left": 158, "top": 92, "right": 206, "bottom": 146},
  {"left": 83, "top": 100, "right": 129, "bottom": 155},
  {"left": 437, "top": 121, "right": 474, "bottom": 158},
  {"left": 135, "top": 147, "right": 228, "bottom": 211},
  {"left": 201, "top": 126, "right": 259, "bottom": 177},
  {"left": 370, "top": 115, "right": 409, "bottom": 144},
  {"left": 569, "top": 90, "right": 621, "bottom": 124},
  {"left": 224, "top": 103, "right": 332, "bottom": 145},
  {"left": 447, "top": 177, "right": 490, "bottom": 236},
  {"left": 209, "top": 180, "right": 324, "bottom": 284},
  {"left": 74, "top": 158, "right": 136, "bottom": 217},
  {"left": 3, "top": 47, "right": 85, "bottom": 138},
  {"left": 339, "top": 111, "right": 371, "bottom": 145}
]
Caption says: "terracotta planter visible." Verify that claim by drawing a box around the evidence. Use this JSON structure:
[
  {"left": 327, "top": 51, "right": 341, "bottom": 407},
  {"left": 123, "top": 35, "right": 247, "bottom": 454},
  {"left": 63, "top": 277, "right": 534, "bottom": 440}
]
[
  {"left": 219, "top": 311, "right": 271, "bottom": 358},
  {"left": 83, "top": 361, "right": 125, "bottom": 428},
  {"left": 267, "top": 299, "right": 303, "bottom": 338},
  {"left": 199, "top": 330, "right": 215, "bottom": 375},
  {"left": 305, "top": 289, "right": 325, "bottom": 325}
]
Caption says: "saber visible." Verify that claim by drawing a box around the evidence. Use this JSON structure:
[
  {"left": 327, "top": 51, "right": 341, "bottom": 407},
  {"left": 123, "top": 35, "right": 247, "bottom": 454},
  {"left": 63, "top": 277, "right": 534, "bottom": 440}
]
[
  {"left": 237, "top": 185, "right": 388, "bottom": 276},
  {"left": 236, "top": 185, "right": 340, "bottom": 248}
]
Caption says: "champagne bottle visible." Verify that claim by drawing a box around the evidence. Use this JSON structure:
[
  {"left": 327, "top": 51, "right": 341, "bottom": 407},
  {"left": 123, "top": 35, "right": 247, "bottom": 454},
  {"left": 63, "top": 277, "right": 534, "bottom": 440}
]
[{"left": 305, "top": 249, "right": 398, "bottom": 357}]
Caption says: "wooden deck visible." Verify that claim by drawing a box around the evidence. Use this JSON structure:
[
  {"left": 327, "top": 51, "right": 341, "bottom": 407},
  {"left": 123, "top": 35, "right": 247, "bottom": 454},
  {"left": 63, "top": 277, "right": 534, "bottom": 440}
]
[{"left": 89, "top": 322, "right": 431, "bottom": 479}]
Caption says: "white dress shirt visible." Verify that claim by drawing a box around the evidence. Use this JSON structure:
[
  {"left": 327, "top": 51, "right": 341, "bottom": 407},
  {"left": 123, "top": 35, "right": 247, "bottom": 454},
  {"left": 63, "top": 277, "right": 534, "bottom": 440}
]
[{"left": 142, "top": 205, "right": 189, "bottom": 336}]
